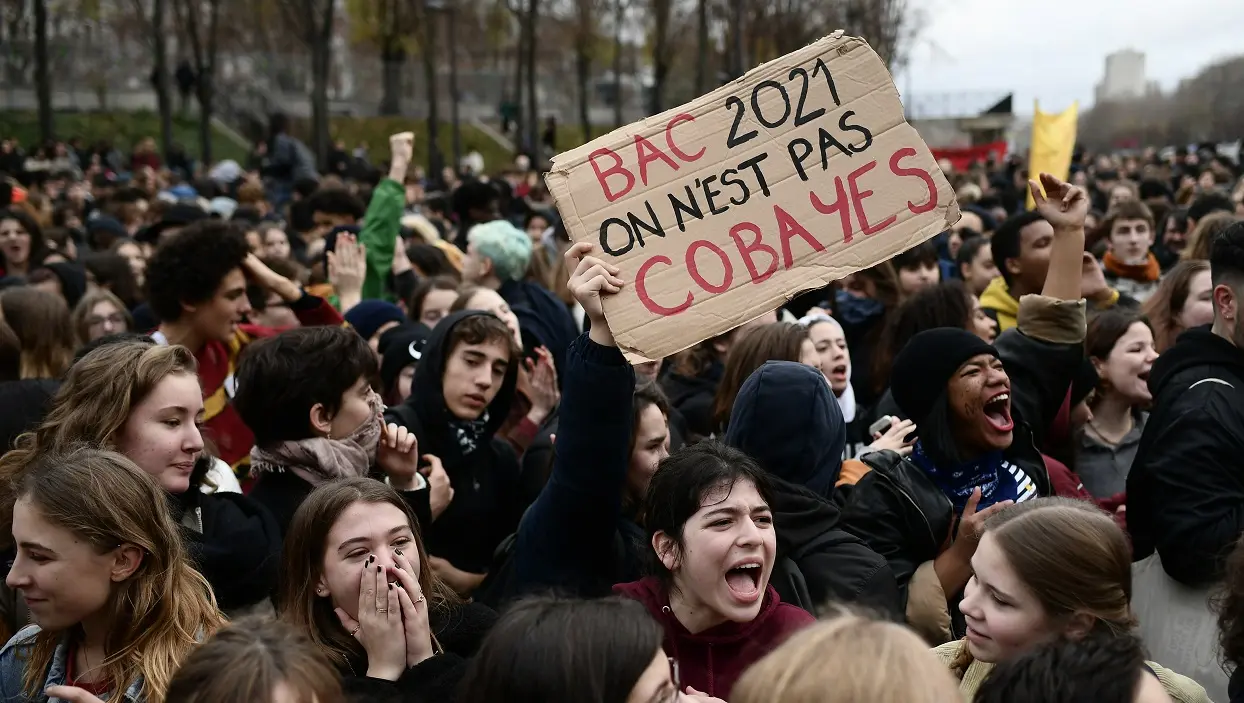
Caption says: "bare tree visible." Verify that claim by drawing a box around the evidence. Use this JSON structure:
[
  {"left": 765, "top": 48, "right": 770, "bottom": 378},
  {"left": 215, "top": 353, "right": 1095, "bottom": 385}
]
[
  {"left": 130, "top": 0, "right": 175, "bottom": 158},
  {"left": 524, "top": 0, "right": 540, "bottom": 152},
  {"left": 276, "top": 0, "right": 336, "bottom": 164},
  {"left": 647, "top": 0, "right": 674, "bottom": 115},
  {"left": 572, "top": 0, "right": 600, "bottom": 142},
  {"left": 611, "top": 0, "right": 626, "bottom": 127},
  {"left": 419, "top": 0, "right": 443, "bottom": 178},
  {"left": 172, "top": 0, "right": 224, "bottom": 163},
  {"left": 693, "top": 0, "right": 707, "bottom": 95},
  {"left": 33, "top": 0, "right": 52, "bottom": 142}
]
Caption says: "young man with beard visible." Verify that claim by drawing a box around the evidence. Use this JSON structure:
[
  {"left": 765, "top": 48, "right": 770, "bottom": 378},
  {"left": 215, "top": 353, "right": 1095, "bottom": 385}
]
[{"left": 1129, "top": 221, "right": 1244, "bottom": 587}]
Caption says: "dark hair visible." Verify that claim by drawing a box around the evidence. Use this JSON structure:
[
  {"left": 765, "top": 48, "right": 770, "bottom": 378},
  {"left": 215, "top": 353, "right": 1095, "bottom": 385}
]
[
  {"left": 442, "top": 311, "right": 518, "bottom": 359},
  {"left": 973, "top": 631, "right": 1150, "bottom": 703},
  {"left": 408, "top": 275, "right": 461, "bottom": 322},
  {"left": 955, "top": 235, "right": 989, "bottom": 273},
  {"left": 643, "top": 440, "right": 774, "bottom": 586},
  {"left": 165, "top": 617, "right": 343, "bottom": 703},
  {"left": 1141, "top": 260, "right": 1210, "bottom": 352},
  {"left": 453, "top": 180, "right": 500, "bottom": 222},
  {"left": 233, "top": 327, "right": 378, "bottom": 447},
  {"left": 711, "top": 322, "right": 809, "bottom": 429},
  {"left": 1189, "top": 192, "right": 1235, "bottom": 225},
  {"left": 0, "top": 207, "right": 50, "bottom": 270},
  {"left": 247, "top": 258, "right": 305, "bottom": 310},
  {"left": 1217, "top": 535, "right": 1244, "bottom": 675},
  {"left": 1086, "top": 309, "right": 1152, "bottom": 364},
  {"left": 631, "top": 381, "right": 671, "bottom": 459},
  {"left": 304, "top": 188, "right": 365, "bottom": 221},
  {"left": 873, "top": 280, "right": 976, "bottom": 395},
  {"left": 145, "top": 220, "right": 250, "bottom": 322},
  {"left": 1210, "top": 220, "right": 1244, "bottom": 289},
  {"left": 0, "top": 319, "right": 20, "bottom": 382},
  {"left": 458, "top": 597, "right": 663, "bottom": 703},
  {"left": 891, "top": 239, "right": 939, "bottom": 271},
  {"left": 82, "top": 252, "right": 143, "bottom": 309},
  {"left": 0, "top": 287, "right": 75, "bottom": 379},
  {"left": 992, "top": 211, "right": 1046, "bottom": 286},
  {"left": 407, "top": 243, "right": 459, "bottom": 280},
  {"left": 1100, "top": 199, "right": 1155, "bottom": 240}
]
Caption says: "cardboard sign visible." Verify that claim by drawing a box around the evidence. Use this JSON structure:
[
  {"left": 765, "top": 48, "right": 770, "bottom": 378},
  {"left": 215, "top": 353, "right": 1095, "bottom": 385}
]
[{"left": 546, "top": 31, "right": 959, "bottom": 362}]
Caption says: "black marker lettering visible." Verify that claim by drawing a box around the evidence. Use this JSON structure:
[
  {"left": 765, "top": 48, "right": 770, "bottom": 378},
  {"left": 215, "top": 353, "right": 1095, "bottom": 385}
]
[
  {"left": 738, "top": 153, "right": 772, "bottom": 197},
  {"left": 839, "top": 110, "right": 873, "bottom": 153},
  {"left": 668, "top": 186, "right": 705, "bottom": 232},
  {"left": 787, "top": 138, "right": 814, "bottom": 181},
  {"left": 628, "top": 201, "right": 666, "bottom": 246},
  {"left": 701, "top": 175, "right": 728, "bottom": 216},
  {"left": 720, "top": 168, "right": 751, "bottom": 206},
  {"left": 599, "top": 217, "right": 635, "bottom": 256}
]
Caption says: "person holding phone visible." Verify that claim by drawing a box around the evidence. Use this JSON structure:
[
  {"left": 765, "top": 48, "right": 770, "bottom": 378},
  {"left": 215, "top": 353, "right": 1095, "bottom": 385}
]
[{"left": 840, "top": 174, "right": 1089, "bottom": 645}]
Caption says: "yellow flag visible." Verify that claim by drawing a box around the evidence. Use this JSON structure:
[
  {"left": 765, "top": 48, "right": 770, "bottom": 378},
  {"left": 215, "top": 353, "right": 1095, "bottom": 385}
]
[{"left": 1026, "top": 101, "right": 1078, "bottom": 209}]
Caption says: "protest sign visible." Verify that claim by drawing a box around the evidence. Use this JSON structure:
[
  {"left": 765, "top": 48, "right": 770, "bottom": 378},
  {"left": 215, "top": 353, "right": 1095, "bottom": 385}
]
[{"left": 546, "top": 31, "right": 960, "bottom": 362}]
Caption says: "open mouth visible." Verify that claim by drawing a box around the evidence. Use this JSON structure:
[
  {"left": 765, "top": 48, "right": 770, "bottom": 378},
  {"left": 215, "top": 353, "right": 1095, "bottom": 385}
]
[
  {"left": 724, "top": 561, "right": 763, "bottom": 603},
  {"left": 982, "top": 391, "right": 1014, "bottom": 433},
  {"left": 830, "top": 363, "right": 848, "bottom": 378},
  {"left": 1138, "top": 369, "right": 1150, "bottom": 383}
]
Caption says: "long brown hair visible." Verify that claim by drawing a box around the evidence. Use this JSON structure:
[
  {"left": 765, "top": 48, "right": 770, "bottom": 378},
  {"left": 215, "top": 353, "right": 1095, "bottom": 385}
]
[
  {"left": 1142, "top": 260, "right": 1210, "bottom": 352},
  {"left": 0, "top": 287, "right": 74, "bottom": 379},
  {"left": 733, "top": 610, "right": 960, "bottom": 703},
  {"left": 1184, "top": 211, "right": 1241, "bottom": 262},
  {"left": 949, "top": 497, "right": 1136, "bottom": 676},
  {"left": 165, "top": 616, "right": 343, "bottom": 703},
  {"left": 71, "top": 289, "right": 134, "bottom": 343},
  {"left": 14, "top": 446, "right": 224, "bottom": 701},
  {"left": 711, "top": 322, "right": 809, "bottom": 429},
  {"left": 277, "top": 478, "right": 459, "bottom": 671},
  {"left": 0, "top": 340, "right": 198, "bottom": 549}
]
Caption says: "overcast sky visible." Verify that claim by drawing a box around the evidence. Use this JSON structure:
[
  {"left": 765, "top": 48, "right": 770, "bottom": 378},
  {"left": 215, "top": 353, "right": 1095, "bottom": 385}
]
[{"left": 896, "top": 0, "right": 1244, "bottom": 116}]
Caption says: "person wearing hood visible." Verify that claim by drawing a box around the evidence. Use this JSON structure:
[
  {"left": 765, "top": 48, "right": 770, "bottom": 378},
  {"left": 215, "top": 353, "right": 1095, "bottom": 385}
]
[
  {"left": 724, "top": 360, "right": 901, "bottom": 618},
  {"left": 379, "top": 322, "right": 432, "bottom": 405},
  {"left": 344, "top": 299, "right": 408, "bottom": 358},
  {"left": 385, "top": 310, "right": 523, "bottom": 598},
  {"left": 461, "top": 219, "right": 578, "bottom": 383},
  {"left": 237, "top": 326, "right": 430, "bottom": 539},
  {"left": 614, "top": 440, "right": 815, "bottom": 699},
  {"left": 0, "top": 339, "right": 279, "bottom": 621},
  {"left": 1128, "top": 221, "right": 1244, "bottom": 587},
  {"left": 840, "top": 173, "right": 1088, "bottom": 645},
  {"left": 27, "top": 261, "right": 87, "bottom": 309}
]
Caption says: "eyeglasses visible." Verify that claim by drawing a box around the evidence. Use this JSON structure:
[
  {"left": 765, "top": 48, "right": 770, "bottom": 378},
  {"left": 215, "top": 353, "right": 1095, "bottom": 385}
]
[{"left": 86, "top": 314, "right": 127, "bottom": 328}]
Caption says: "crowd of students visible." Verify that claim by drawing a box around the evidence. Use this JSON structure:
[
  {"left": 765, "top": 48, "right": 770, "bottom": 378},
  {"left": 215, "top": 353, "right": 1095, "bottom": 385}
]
[{"left": 1, "top": 126, "right": 1244, "bottom": 702}]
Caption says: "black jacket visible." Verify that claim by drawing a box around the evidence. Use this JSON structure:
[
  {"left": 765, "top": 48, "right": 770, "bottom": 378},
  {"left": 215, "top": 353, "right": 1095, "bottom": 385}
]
[
  {"left": 1128, "top": 326, "right": 1244, "bottom": 586},
  {"left": 661, "top": 363, "right": 721, "bottom": 441},
  {"left": 0, "top": 379, "right": 57, "bottom": 456},
  {"left": 506, "top": 334, "right": 641, "bottom": 601},
  {"left": 175, "top": 486, "right": 282, "bottom": 613},
  {"left": 341, "top": 601, "right": 496, "bottom": 703},
  {"left": 498, "top": 279, "right": 578, "bottom": 385},
  {"left": 840, "top": 318, "right": 1076, "bottom": 614},
  {"left": 724, "top": 361, "right": 901, "bottom": 617},
  {"left": 386, "top": 311, "right": 524, "bottom": 575},
  {"left": 249, "top": 468, "right": 434, "bottom": 543}
]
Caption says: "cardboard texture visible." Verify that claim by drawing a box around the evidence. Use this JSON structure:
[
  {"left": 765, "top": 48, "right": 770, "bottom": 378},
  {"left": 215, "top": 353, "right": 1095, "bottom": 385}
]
[{"left": 546, "top": 31, "right": 960, "bottom": 362}]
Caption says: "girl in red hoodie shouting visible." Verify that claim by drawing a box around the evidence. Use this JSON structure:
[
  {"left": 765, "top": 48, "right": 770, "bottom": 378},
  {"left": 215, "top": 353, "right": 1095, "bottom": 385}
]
[{"left": 614, "top": 442, "right": 814, "bottom": 699}]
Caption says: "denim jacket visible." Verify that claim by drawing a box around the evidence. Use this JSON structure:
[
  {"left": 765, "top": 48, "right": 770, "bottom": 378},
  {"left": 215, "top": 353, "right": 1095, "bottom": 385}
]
[{"left": 0, "top": 625, "right": 145, "bottom": 702}]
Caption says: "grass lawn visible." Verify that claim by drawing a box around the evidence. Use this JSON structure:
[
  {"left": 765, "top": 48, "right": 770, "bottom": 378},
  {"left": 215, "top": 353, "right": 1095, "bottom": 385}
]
[
  {"left": 0, "top": 111, "right": 250, "bottom": 164},
  {"left": 305, "top": 116, "right": 518, "bottom": 174}
]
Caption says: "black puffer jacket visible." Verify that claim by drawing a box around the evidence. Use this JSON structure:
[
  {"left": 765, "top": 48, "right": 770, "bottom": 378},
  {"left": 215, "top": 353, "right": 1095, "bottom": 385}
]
[
  {"left": 725, "top": 361, "right": 901, "bottom": 618},
  {"left": 175, "top": 484, "right": 282, "bottom": 614},
  {"left": 840, "top": 298, "right": 1082, "bottom": 635},
  {"left": 1128, "top": 326, "right": 1244, "bottom": 586}
]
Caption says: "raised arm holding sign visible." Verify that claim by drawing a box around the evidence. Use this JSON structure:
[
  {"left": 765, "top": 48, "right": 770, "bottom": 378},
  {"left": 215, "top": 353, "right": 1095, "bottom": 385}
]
[{"left": 546, "top": 31, "right": 959, "bottom": 362}]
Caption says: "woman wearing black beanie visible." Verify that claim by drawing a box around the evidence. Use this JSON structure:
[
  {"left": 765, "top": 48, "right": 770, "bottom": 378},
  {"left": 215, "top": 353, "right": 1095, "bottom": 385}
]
[{"left": 840, "top": 174, "right": 1090, "bottom": 646}]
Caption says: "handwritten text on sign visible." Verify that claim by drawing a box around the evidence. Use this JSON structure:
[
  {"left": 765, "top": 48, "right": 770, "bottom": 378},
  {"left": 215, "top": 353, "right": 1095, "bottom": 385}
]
[{"left": 547, "top": 33, "right": 959, "bottom": 361}]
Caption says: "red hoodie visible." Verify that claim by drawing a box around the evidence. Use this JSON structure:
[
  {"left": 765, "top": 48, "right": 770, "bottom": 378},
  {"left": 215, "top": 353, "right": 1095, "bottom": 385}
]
[{"left": 614, "top": 576, "right": 814, "bottom": 698}]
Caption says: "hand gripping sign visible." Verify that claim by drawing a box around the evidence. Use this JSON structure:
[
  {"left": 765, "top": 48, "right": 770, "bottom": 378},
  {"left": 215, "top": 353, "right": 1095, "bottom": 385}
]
[{"left": 546, "top": 31, "right": 960, "bottom": 362}]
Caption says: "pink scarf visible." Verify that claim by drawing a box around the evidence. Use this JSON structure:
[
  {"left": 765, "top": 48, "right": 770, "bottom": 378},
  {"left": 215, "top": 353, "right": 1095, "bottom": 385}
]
[{"left": 249, "top": 392, "right": 383, "bottom": 486}]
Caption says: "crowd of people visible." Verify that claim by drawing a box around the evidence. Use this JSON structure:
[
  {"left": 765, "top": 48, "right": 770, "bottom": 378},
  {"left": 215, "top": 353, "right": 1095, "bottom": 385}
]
[{"left": 1, "top": 118, "right": 1244, "bottom": 703}]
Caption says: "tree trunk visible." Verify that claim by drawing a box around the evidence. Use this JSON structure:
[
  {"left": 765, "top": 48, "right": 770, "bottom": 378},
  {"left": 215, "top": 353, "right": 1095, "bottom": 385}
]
[
  {"left": 379, "top": 42, "right": 404, "bottom": 116},
  {"left": 576, "top": 44, "right": 591, "bottom": 143},
  {"left": 421, "top": 0, "right": 442, "bottom": 182},
  {"left": 198, "top": 74, "right": 214, "bottom": 164},
  {"left": 152, "top": 0, "right": 174, "bottom": 159},
  {"left": 511, "top": 10, "right": 525, "bottom": 146},
  {"left": 449, "top": 7, "right": 461, "bottom": 168},
  {"left": 524, "top": 0, "right": 539, "bottom": 154},
  {"left": 33, "top": 0, "right": 52, "bottom": 143},
  {"left": 694, "top": 0, "right": 708, "bottom": 96},
  {"left": 310, "top": 42, "right": 332, "bottom": 167},
  {"left": 730, "top": 0, "right": 744, "bottom": 79},
  {"left": 612, "top": 0, "right": 623, "bottom": 128}
]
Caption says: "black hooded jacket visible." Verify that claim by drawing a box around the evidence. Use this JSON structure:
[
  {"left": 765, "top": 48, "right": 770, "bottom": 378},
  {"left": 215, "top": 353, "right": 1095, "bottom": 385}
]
[
  {"left": 498, "top": 278, "right": 578, "bottom": 384},
  {"left": 661, "top": 361, "right": 722, "bottom": 441},
  {"left": 386, "top": 310, "right": 524, "bottom": 574},
  {"left": 1128, "top": 326, "right": 1244, "bottom": 586},
  {"left": 40, "top": 262, "right": 87, "bottom": 309},
  {"left": 724, "top": 362, "right": 901, "bottom": 618}
]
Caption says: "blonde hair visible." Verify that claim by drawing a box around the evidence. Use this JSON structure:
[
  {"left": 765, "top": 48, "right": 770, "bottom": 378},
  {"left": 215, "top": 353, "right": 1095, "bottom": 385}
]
[
  {"left": 13, "top": 446, "right": 224, "bottom": 702},
  {"left": 1184, "top": 211, "right": 1241, "bottom": 262},
  {"left": 732, "top": 611, "right": 961, "bottom": 703},
  {"left": 0, "top": 340, "right": 198, "bottom": 549}
]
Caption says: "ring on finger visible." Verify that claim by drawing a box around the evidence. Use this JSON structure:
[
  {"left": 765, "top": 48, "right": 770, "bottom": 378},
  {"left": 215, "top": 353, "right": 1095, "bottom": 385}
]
[
  {"left": 350, "top": 625, "right": 361, "bottom": 636},
  {"left": 377, "top": 608, "right": 389, "bottom": 614}
]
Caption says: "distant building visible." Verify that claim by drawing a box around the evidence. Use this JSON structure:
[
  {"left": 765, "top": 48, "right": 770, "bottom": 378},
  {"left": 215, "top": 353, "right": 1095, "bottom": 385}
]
[{"left": 1095, "top": 50, "right": 1147, "bottom": 102}]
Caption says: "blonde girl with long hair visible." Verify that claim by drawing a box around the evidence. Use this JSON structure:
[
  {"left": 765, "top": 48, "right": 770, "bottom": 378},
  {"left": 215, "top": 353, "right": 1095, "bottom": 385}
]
[
  {"left": 0, "top": 340, "right": 276, "bottom": 622},
  {"left": 732, "top": 612, "right": 961, "bottom": 703},
  {"left": 0, "top": 445, "right": 224, "bottom": 702}
]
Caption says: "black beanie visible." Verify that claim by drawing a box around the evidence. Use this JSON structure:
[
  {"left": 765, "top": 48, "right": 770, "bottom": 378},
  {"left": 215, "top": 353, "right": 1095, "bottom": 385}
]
[{"left": 891, "top": 328, "right": 999, "bottom": 423}]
